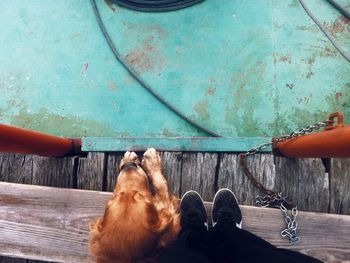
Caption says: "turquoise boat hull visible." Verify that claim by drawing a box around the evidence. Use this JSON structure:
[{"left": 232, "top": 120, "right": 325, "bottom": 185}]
[{"left": 0, "top": 0, "right": 349, "bottom": 150}]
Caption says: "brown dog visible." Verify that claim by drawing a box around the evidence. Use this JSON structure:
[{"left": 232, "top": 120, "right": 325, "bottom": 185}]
[{"left": 89, "top": 149, "right": 180, "bottom": 263}]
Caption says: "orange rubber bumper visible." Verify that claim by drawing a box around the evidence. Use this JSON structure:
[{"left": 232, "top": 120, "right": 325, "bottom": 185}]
[
  {"left": 0, "top": 124, "right": 82, "bottom": 157},
  {"left": 273, "top": 112, "right": 350, "bottom": 158}
]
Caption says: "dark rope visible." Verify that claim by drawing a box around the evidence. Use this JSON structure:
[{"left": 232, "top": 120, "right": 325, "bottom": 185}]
[
  {"left": 325, "top": 0, "right": 350, "bottom": 20},
  {"left": 90, "top": 0, "right": 221, "bottom": 137},
  {"left": 109, "top": 0, "right": 205, "bottom": 12},
  {"left": 299, "top": 0, "right": 350, "bottom": 63}
]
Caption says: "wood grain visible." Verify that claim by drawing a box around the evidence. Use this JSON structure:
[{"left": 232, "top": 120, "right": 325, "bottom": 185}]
[
  {"left": 160, "top": 152, "right": 182, "bottom": 197},
  {"left": 31, "top": 156, "right": 74, "bottom": 188},
  {"left": 181, "top": 153, "right": 218, "bottom": 200},
  {"left": 0, "top": 154, "right": 75, "bottom": 263},
  {"left": 0, "top": 258, "right": 27, "bottom": 263},
  {"left": 275, "top": 157, "right": 329, "bottom": 212},
  {"left": 105, "top": 153, "right": 123, "bottom": 192},
  {"left": 1, "top": 152, "right": 350, "bottom": 262},
  {"left": 0, "top": 154, "right": 34, "bottom": 184},
  {"left": 217, "top": 154, "right": 276, "bottom": 206},
  {"left": 1, "top": 183, "right": 349, "bottom": 262},
  {"left": 77, "top": 153, "right": 105, "bottom": 191},
  {"left": 330, "top": 159, "right": 350, "bottom": 215}
]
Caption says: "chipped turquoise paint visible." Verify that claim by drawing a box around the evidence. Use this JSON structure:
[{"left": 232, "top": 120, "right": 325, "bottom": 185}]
[
  {"left": 0, "top": 0, "right": 349, "bottom": 150},
  {"left": 82, "top": 137, "right": 272, "bottom": 152}
]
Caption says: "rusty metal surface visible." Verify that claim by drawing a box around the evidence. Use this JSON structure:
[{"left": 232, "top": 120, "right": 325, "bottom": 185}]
[{"left": 0, "top": 0, "right": 349, "bottom": 150}]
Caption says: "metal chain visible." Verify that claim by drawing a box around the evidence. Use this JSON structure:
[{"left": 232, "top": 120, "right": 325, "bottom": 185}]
[
  {"left": 243, "top": 120, "right": 330, "bottom": 156},
  {"left": 256, "top": 194, "right": 300, "bottom": 242},
  {"left": 272, "top": 121, "right": 330, "bottom": 143},
  {"left": 280, "top": 204, "right": 300, "bottom": 243},
  {"left": 239, "top": 119, "right": 329, "bottom": 243}
]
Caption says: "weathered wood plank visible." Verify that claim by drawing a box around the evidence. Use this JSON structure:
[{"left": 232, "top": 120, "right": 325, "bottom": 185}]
[
  {"left": 0, "top": 258, "right": 30, "bottom": 263},
  {"left": 31, "top": 157, "right": 74, "bottom": 188},
  {"left": 217, "top": 154, "right": 330, "bottom": 213},
  {"left": 160, "top": 152, "right": 182, "bottom": 197},
  {"left": 77, "top": 153, "right": 105, "bottom": 191},
  {"left": 0, "top": 183, "right": 349, "bottom": 262},
  {"left": 181, "top": 153, "right": 218, "bottom": 200},
  {"left": 0, "top": 183, "right": 97, "bottom": 262},
  {"left": 27, "top": 156, "right": 75, "bottom": 263},
  {"left": 217, "top": 154, "right": 276, "bottom": 206},
  {"left": 0, "top": 153, "right": 34, "bottom": 184},
  {"left": 0, "top": 153, "right": 76, "bottom": 263},
  {"left": 0, "top": 258, "right": 27, "bottom": 263},
  {"left": 105, "top": 153, "right": 123, "bottom": 192},
  {"left": 330, "top": 159, "right": 350, "bottom": 215},
  {"left": 275, "top": 157, "right": 329, "bottom": 212}
]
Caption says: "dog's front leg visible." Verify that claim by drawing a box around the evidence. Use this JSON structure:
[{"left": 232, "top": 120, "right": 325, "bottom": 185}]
[{"left": 142, "top": 148, "right": 169, "bottom": 199}]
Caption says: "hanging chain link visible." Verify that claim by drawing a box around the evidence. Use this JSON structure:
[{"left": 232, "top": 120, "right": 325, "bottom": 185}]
[
  {"left": 280, "top": 205, "right": 300, "bottom": 243},
  {"left": 239, "top": 119, "right": 330, "bottom": 243}
]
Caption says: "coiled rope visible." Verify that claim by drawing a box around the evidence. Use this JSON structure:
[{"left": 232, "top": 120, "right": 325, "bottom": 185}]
[
  {"left": 325, "top": 0, "right": 350, "bottom": 20},
  {"left": 109, "top": 0, "right": 205, "bottom": 12}
]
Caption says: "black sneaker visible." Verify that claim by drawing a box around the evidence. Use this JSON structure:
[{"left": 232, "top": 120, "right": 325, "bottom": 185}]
[
  {"left": 212, "top": 188, "right": 242, "bottom": 229},
  {"left": 180, "top": 190, "right": 208, "bottom": 232}
]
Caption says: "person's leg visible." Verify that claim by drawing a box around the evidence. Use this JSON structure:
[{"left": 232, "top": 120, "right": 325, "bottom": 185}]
[
  {"left": 158, "top": 191, "right": 210, "bottom": 263},
  {"left": 211, "top": 224, "right": 322, "bottom": 263},
  {"left": 209, "top": 189, "right": 322, "bottom": 263}
]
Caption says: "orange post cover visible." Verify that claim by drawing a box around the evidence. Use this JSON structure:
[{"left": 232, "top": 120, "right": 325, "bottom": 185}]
[
  {"left": 273, "top": 112, "right": 350, "bottom": 158},
  {"left": 0, "top": 124, "right": 82, "bottom": 157}
]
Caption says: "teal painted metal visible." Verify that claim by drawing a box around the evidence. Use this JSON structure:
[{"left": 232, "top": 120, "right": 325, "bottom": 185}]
[
  {"left": 82, "top": 137, "right": 272, "bottom": 152},
  {"left": 0, "top": 0, "right": 349, "bottom": 151}
]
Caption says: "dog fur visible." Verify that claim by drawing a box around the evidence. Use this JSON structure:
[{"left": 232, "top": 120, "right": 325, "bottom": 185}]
[{"left": 89, "top": 149, "right": 180, "bottom": 263}]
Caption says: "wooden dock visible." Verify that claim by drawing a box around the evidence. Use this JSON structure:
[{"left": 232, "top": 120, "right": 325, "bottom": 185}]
[{"left": 0, "top": 152, "right": 350, "bottom": 262}]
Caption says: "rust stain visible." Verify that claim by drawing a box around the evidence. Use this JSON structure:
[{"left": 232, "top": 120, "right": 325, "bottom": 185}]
[
  {"left": 296, "top": 25, "right": 319, "bottom": 33},
  {"left": 321, "top": 46, "right": 337, "bottom": 58},
  {"left": 147, "top": 25, "right": 168, "bottom": 39},
  {"left": 81, "top": 62, "right": 89, "bottom": 77},
  {"left": 194, "top": 100, "right": 210, "bottom": 122},
  {"left": 278, "top": 55, "right": 291, "bottom": 64},
  {"left": 286, "top": 83, "right": 294, "bottom": 89},
  {"left": 306, "top": 71, "right": 314, "bottom": 79},
  {"left": 123, "top": 23, "right": 168, "bottom": 39},
  {"left": 297, "top": 95, "right": 311, "bottom": 105},
  {"left": 302, "top": 56, "right": 316, "bottom": 79},
  {"left": 326, "top": 16, "right": 349, "bottom": 35},
  {"left": 126, "top": 46, "right": 154, "bottom": 68},
  {"left": 307, "top": 57, "right": 315, "bottom": 65},
  {"left": 162, "top": 128, "right": 179, "bottom": 137},
  {"left": 0, "top": 195, "right": 24, "bottom": 205},
  {"left": 206, "top": 87, "right": 216, "bottom": 96},
  {"left": 107, "top": 80, "right": 117, "bottom": 91},
  {"left": 125, "top": 36, "right": 165, "bottom": 73},
  {"left": 104, "top": 0, "right": 118, "bottom": 12},
  {"left": 335, "top": 92, "right": 343, "bottom": 100}
]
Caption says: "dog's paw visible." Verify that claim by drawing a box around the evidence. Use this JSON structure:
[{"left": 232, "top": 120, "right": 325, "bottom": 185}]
[
  {"left": 142, "top": 148, "right": 162, "bottom": 174},
  {"left": 119, "top": 151, "right": 139, "bottom": 170}
]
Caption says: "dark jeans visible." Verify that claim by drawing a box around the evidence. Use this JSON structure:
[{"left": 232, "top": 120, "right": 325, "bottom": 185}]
[{"left": 158, "top": 223, "right": 323, "bottom": 263}]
